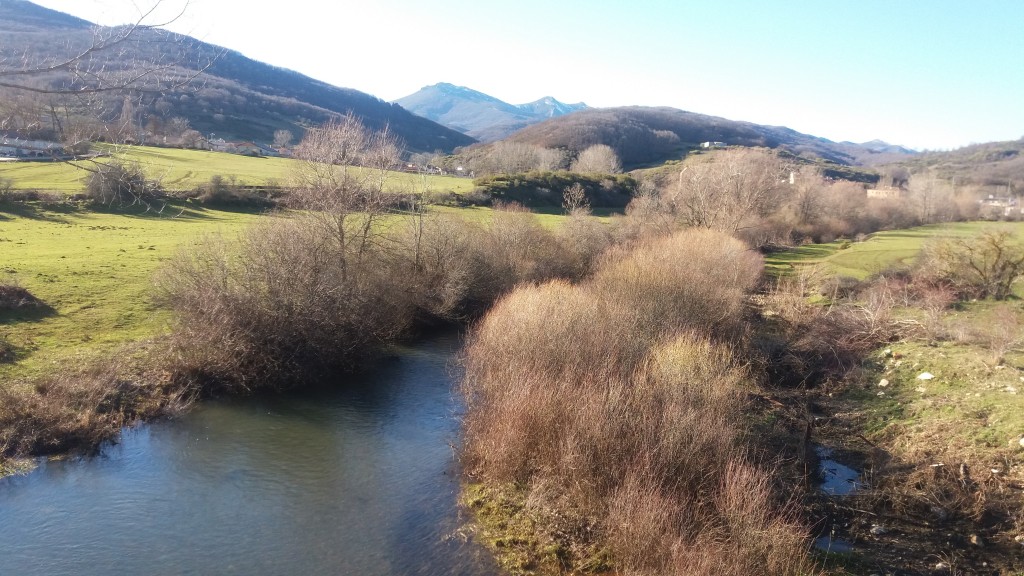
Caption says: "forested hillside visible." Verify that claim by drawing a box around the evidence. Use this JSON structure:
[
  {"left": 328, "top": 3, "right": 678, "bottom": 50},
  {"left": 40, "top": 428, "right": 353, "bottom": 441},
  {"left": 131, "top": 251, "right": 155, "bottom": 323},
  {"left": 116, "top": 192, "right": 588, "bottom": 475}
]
[{"left": 0, "top": 0, "right": 475, "bottom": 152}]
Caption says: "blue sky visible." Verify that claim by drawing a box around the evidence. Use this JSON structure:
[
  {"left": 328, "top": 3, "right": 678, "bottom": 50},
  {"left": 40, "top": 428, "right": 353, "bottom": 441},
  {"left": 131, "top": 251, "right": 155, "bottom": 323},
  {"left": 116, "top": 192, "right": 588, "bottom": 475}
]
[{"left": 32, "top": 0, "right": 1024, "bottom": 150}]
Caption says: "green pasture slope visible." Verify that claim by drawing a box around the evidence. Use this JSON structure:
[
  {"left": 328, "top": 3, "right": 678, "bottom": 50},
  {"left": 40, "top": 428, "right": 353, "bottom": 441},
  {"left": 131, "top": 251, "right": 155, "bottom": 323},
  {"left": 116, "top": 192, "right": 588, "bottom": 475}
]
[
  {"left": 0, "top": 202, "right": 263, "bottom": 380},
  {"left": 765, "top": 222, "right": 1024, "bottom": 279},
  {"left": 0, "top": 145, "right": 476, "bottom": 195}
]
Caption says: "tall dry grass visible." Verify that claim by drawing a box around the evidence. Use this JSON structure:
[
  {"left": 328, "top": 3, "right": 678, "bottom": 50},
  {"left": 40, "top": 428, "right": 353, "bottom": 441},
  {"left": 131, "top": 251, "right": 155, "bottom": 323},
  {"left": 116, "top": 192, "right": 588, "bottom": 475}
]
[
  {"left": 461, "top": 228, "right": 817, "bottom": 575},
  {"left": 0, "top": 352, "right": 188, "bottom": 458}
]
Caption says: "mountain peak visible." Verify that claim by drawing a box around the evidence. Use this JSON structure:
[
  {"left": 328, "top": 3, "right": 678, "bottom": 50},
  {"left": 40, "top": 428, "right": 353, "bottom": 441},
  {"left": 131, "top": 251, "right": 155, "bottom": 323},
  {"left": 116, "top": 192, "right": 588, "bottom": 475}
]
[
  {"left": 395, "top": 84, "right": 588, "bottom": 142},
  {"left": 517, "top": 97, "right": 587, "bottom": 119}
]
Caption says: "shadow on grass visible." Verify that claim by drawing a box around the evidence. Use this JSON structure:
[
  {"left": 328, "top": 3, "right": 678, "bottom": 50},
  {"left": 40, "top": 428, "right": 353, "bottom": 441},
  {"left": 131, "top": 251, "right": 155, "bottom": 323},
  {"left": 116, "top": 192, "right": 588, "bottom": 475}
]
[
  {"left": 528, "top": 206, "right": 624, "bottom": 218},
  {"left": 85, "top": 198, "right": 273, "bottom": 221},
  {"left": 0, "top": 200, "right": 77, "bottom": 223},
  {"left": 0, "top": 302, "right": 57, "bottom": 325}
]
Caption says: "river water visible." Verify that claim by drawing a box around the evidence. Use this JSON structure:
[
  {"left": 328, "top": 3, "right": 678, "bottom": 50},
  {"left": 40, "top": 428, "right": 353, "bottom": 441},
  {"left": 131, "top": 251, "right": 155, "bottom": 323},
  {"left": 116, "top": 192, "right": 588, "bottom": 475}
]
[{"left": 0, "top": 332, "right": 497, "bottom": 576}]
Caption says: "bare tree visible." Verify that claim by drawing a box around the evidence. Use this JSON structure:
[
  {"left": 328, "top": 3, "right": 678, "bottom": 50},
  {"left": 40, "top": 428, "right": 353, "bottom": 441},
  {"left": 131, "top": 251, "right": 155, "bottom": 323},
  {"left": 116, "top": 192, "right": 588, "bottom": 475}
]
[
  {"left": 791, "top": 166, "right": 826, "bottom": 225},
  {"left": 922, "top": 229, "right": 1024, "bottom": 300},
  {"left": 273, "top": 129, "right": 294, "bottom": 148},
  {"left": 665, "top": 148, "right": 792, "bottom": 232},
  {"left": 571, "top": 144, "right": 621, "bottom": 174},
  {"left": 291, "top": 113, "right": 404, "bottom": 280},
  {"left": 562, "top": 182, "right": 590, "bottom": 214}
]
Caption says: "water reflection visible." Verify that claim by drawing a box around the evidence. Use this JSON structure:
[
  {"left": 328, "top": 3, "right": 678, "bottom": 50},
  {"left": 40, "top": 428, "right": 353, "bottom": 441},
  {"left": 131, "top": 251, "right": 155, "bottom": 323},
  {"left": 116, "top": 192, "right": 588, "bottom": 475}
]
[{"left": 0, "top": 333, "right": 496, "bottom": 576}]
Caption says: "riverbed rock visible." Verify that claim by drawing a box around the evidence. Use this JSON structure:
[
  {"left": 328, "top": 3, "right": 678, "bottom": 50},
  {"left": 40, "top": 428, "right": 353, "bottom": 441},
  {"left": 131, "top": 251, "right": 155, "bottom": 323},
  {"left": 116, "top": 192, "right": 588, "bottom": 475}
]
[
  {"left": 917, "top": 372, "right": 935, "bottom": 380},
  {"left": 1018, "top": 437, "right": 1024, "bottom": 449},
  {"left": 878, "top": 378, "right": 889, "bottom": 387},
  {"left": 869, "top": 524, "right": 887, "bottom": 536}
]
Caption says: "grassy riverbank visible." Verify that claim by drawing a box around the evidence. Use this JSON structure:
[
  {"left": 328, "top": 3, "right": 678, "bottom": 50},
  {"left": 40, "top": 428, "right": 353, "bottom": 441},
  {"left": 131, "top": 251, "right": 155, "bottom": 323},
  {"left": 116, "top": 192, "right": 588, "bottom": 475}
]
[
  {"left": 766, "top": 222, "right": 1024, "bottom": 573},
  {"left": 0, "top": 191, "right": 611, "bottom": 469}
]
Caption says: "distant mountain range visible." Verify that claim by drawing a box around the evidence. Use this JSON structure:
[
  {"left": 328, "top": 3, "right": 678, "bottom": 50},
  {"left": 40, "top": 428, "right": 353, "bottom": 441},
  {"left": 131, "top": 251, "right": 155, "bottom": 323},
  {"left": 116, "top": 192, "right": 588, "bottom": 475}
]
[
  {"left": 1, "top": 1, "right": 928, "bottom": 169},
  {"left": 0, "top": 0, "right": 475, "bottom": 152},
  {"left": 395, "top": 83, "right": 587, "bottom": 142}
]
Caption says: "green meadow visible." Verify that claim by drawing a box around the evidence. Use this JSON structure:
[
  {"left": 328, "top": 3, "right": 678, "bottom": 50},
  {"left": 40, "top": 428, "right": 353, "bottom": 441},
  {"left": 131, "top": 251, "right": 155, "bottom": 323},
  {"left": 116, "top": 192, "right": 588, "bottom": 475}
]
[
  {"left": 0, "top": 145, "right": 476, "bottom": 195},
  {"left": 0, "top": 203, "right": 263, "bottom": 380},
  {"left": 765, "top": 221, "right": 1023, "bottom": 279}
]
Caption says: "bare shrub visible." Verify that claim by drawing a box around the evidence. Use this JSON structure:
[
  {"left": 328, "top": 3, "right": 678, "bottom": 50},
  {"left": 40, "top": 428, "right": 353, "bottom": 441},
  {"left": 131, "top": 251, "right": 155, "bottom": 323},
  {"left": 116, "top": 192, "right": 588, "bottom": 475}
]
[
  {"left": 194, "top": 175, "right": 272, "bottom": 208},
  {"left": 0, "top": 177, "right": 13, "bottom": 201},
  {"left": 970, "top": 303, "right": 1024, "bottom": 365},
  {"left": 158, "top": 199, "right": 601, "bottom": 390},
  {"left": 554, "top": 212, "right": 613, "bottom": 280},
  {"left": 915, "top": 283, "right": 957, "bottom": 342},
  {"left": 392, "top": 212, "right": 481, "bottom": 320},
  {"left": 0, "top": 282, "right": 46, "bottom": 310},
  {"left": 766, "top": 272, "right": 904, "bottom": 384},
  {"left": 0, "top": 353, "right": 186, "bottom": 458},
  {"left": 591, "top": 228, "right": 762, "bottom": 338},
  {"left": 0, "top": 336, "right": 14, "bottom": 363},
  {"left": 917, "top": 229, "right": 1024, "bottom": 300},
  {"left": 85, "top": 161, "right": 161, "bottom": 206},
  {"left": 156, "top": 214, "right": 416, "bottom": 390},
  {"left": 672, "top": 460, "right": 819, "bottom": 576},
  {"left": 462, "top": 230, "right": 815, "bottom": 574}
]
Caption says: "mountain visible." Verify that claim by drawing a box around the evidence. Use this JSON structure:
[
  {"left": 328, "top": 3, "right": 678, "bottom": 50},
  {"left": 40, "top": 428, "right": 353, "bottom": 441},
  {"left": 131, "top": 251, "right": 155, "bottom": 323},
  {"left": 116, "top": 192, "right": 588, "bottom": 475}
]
[
  {"left": 498, "top": 106, "right": 915, "bottom": 169},
  {"left": 0, "top": 1, "right": 475, "bottom": 152},
  {"left": 395, "top": 83, "right": 587, "bottom": 142}
]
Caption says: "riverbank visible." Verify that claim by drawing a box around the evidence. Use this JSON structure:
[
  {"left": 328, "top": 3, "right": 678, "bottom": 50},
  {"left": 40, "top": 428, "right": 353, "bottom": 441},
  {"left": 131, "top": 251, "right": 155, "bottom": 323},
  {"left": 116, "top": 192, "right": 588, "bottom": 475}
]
[
  {"left": 0, "top": 332, "right": 501, "bottom": 576},
  {"left": 765, "top": 224, "right": 1024, "bottom": 574},
  {"left": 0, "top": 197, "right": 613, "bottom": 472}
]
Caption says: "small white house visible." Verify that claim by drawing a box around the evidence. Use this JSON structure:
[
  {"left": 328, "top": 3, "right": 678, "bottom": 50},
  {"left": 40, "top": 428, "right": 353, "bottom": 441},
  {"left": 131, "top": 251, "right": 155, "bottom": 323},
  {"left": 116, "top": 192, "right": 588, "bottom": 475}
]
[{"left": 0, "top": 136, "right": 68, "bottom": 159}]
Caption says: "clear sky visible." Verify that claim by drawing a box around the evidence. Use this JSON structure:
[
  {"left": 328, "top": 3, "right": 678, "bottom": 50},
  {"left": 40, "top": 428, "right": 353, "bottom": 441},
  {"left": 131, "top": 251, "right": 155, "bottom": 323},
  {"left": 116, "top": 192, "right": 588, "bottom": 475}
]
[{"left": 30, "top": 0, "right": 1024, "bottom": 150}]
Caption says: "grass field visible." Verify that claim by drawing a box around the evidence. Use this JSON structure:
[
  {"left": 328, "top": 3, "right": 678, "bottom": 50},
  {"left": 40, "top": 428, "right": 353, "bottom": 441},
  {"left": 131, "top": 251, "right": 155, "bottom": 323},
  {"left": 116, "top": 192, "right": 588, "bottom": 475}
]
[
  {"left": 0, "top": 199, "right": 587, "bottom": 382},
  {"left": 0, "top": 202, "right": 263, "bottom": 380},
  {"left": 0, "top": 145, "right": 477, "bottom": 195},
  {"left": 765, "top": 221, "right": 1024, "bottom": 278}
]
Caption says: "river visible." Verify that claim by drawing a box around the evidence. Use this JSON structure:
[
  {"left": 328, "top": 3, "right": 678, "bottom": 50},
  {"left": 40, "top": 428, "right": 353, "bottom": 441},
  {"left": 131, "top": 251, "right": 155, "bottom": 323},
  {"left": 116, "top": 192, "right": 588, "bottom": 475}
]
[{"left": 0, "top": 332, "right": 497, "bottom": 575}]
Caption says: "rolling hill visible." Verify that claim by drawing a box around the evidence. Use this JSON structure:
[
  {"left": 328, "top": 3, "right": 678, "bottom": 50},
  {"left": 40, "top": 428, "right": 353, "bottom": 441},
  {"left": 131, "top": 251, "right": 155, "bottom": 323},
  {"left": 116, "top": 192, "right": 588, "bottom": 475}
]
[
  {"left": 882, "top": 138, "right": 1024, "bottom": 189},
  {"left": 497, "top": 106, "right": 915, "bottom": 169},
  {"left": 0, "top": 0, "right": 475, "bottom": 153},
  {"left": 395, "top": 83, "right": 587, "bottom": 142}
]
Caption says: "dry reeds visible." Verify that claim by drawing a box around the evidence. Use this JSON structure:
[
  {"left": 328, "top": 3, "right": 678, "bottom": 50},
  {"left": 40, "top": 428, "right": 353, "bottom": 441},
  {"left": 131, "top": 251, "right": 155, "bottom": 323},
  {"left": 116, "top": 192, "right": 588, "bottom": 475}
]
[
  {"left": 0, "top": 352, "right": 188, "bottom": 458},
  {"left": 461, "top": 228, "right": 816, "bottom": 575}
]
